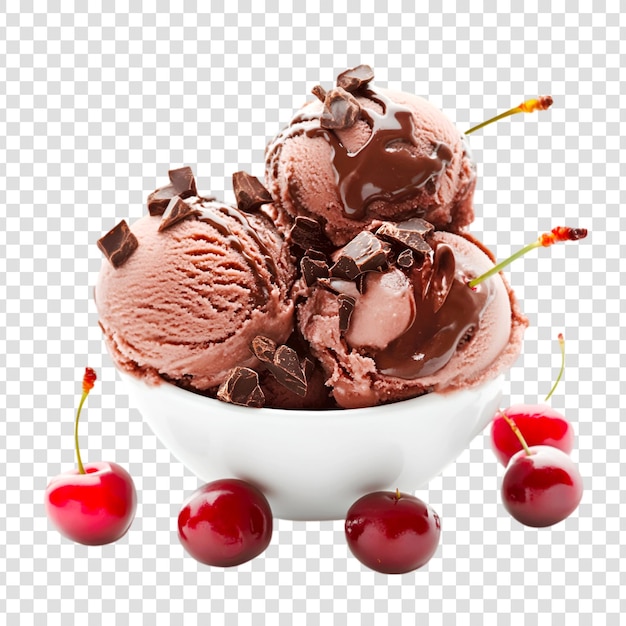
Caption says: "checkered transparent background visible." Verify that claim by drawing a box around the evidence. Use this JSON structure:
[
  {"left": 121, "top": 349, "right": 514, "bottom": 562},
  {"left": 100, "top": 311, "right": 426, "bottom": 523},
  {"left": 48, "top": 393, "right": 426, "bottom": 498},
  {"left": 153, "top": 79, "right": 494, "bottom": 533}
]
[{"left": 1, "top": 1, "right": 624, "bottom": 624}]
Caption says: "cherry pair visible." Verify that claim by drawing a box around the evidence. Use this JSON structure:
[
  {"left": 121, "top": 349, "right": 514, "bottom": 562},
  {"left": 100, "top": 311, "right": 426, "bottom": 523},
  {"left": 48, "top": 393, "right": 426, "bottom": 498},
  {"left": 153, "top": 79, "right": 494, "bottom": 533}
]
[{"left": 491, "top": 336, "right": 583, "bottom": 527}]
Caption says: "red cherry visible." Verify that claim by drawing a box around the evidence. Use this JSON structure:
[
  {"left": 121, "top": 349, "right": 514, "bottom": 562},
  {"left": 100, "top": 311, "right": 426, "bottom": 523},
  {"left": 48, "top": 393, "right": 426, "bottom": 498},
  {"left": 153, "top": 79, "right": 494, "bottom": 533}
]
[
  {"left": 177, "top": 478, "right": 273, "bottom": 567},
  {"left": 44, "top": 368, "right": 136, "bottom": 545},
  {"left": 45, "top": 461, "right": 137, "bottom": 545},
  {"left": 491, "top": 404, "right": 574, "bottom": 466},
  {"left": 502, "top": 445, "right": 583, "bottom": 527},
  {"left": 344, "top": 490, "right": 441, "bottom": 574}
]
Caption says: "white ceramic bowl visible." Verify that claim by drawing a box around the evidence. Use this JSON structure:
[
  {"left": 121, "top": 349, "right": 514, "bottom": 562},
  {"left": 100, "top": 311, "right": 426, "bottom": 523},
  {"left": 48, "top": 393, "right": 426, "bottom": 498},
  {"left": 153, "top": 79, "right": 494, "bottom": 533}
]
[{"left": 120, "top": 372, "right": 502, "bottom": 521}]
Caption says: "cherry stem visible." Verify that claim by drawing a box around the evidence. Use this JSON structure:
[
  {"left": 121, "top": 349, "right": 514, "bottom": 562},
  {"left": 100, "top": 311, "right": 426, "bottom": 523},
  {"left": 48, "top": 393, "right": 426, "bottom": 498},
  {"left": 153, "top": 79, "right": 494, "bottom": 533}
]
[
  {"left": 545, "top": 333, "right": 565, "bottom": 402},
  {"left": 395, "top": 488, "right": 401, "bottom": 500},
  {"left": 465, "top": 96, "right": 554, "bottom": 135},
  {"left": 74, "top": 392, "right": 88, "bottom": 474},
  {"left": 468, "top": 226, "right": 588, "bottom": 289},
  {"left": 468, "top": 240, "right": 541, "bottom": 288},
  {"left": 75, "top": 368, "right": 97, "bottom": 475},
  {"left": 499, "top": 410, "right": 532, "bottom": 456}
]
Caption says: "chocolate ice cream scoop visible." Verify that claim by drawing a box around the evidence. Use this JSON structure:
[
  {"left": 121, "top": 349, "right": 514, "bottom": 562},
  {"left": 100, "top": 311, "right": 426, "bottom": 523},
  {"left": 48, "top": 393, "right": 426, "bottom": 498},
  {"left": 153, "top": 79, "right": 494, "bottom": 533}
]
[
  {"left": 296, "top": 228, "right": 527, "bottom": 409},
  {"left": 96, "top": 194, "right": 296, "bottom": 392},
  {"left": 265, "top": 67, "right": 476, "bottom": 246}
]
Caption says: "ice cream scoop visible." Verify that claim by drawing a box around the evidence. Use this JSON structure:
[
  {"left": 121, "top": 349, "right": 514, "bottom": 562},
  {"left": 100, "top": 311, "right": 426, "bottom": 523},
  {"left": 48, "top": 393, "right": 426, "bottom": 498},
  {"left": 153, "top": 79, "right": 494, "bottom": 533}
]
[
  {"left": 265, "top": 65, "right": 476, "bottom": 246},
  {"left": 296, "top": 222, "right": 527, "bottom": 408},
  {"left": 95, "top": 179, "right": 296, "bottom": 393}
]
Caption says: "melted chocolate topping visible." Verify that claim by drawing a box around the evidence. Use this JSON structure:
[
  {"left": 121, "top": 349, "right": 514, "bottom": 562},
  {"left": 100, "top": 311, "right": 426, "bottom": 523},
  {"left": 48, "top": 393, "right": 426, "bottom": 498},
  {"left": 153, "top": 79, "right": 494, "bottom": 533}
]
[
  {"left": 372, "top": 242, "right": 490, "bottom": 379},
  {"left": 311, "top": 91, "right": 453, "bottom": 219},
  {"left": 267, "top": 88, "right": 453, "bottom": 221}
]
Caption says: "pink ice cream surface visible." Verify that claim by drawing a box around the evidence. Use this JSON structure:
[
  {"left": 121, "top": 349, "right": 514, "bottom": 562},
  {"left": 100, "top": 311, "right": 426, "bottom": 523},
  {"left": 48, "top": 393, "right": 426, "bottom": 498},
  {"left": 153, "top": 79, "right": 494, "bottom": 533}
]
[{"left": 96, "top": 201, "right": 295, "bottom": 391}]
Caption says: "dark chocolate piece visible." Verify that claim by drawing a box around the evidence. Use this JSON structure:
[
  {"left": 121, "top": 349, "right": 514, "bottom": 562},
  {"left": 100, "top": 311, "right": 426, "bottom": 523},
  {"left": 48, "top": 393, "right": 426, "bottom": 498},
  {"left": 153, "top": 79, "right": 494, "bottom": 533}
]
[
  {"left": 168, "top": 166, "right": 197, "bottom": 199},
  {"left": 97, "top": 220, "right": 138, "bottom": 269},
  {"left": 270, "top": 345, "right": 307, "bottom": 397},
  {"left": 396, "top": 249, "right": 414, "bottom": 269},
  {"left": 251, "top": 335, "right": 277, "bottom": 364},
  {"left": 158, "top": 196, "right": 199, "bottom": 232},
  {"left": 217, "top": 367, "right": 265, "bottom": 408},
  {"left": 288, "top": 216, "right": 331, "bottom": 253},
  {"left": 337, "top": 294, "right": 356, "bottom": 333},
  {"left": 232, "top": 171, "right": 273, "bottom": 213},
  {"left": 147, "top": 183, "right": 177, "bottom": 216},
  {"left": 376, "top": 218, "right": 433, "bottom": 257},
  {"left": 336, "top": 64, "right": 375, "bottom": 92},
  {"left": 301, "top": 256, "right": 329, "bottom": 287},
  {"left": 320, "top": 88, "right": 361, "bottom": 130},
  {"left": 250, "top": 337, "right": 307, "bottom": 397},
  {"left": 329, "top": 231, "right": 388, "bottom": 280},
  {"left": 311, "top": 84, "right": 327, "bottom": 103}
]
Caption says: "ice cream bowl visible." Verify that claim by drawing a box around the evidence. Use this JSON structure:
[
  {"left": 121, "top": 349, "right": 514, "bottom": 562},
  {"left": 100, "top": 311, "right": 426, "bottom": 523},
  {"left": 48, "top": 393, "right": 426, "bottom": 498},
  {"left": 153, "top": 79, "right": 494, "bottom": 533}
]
[{"left": 119, "top": 371, "right": 503, "bottom": 521}]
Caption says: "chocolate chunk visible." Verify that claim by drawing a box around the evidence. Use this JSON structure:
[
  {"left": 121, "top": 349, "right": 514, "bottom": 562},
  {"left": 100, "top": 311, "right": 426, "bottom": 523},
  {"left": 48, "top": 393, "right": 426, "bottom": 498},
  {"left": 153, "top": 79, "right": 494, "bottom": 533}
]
[
  {"left": 97, "top": 220, "right": 138, "bottom": 269},
  {"left": 288, "top": 216, "right": 331, "bottom": 254},
  {"left": 158, "top": 196, "right": 199, "bottom": 232},
  {"left": 270, "top": 345, "right": 307, "bottom": 397},
  {"left": 250, "top": 338, "right": 307, "bottom": 397},
  {"left": 337, "top": 294, "right": 356, "bottom": 334},
  {"left": 251, "top": 335, "right": 277, "bottom": 364},
  {"left": 147, "top": 183, "right": 178, "bottom": 216},
  {"left": 232, "top": 171, "right": 273, "bottom": 213},
  {"left": 301, "top": 256, "right": 329, "bottom": 287},
  {"left": 336, "top": 64, "right": 375, "bottom": 92},
  {"left": 311, "top": 84, "right": 327, "bottom": 103},
  {"left": 396, "top": 249, "right": 414, "bottom": 269},
  {"left": 329, "top": 231, "right": 389, "bottom": 280},
  {"left": 168, "top": 166, "right": 197, "bottom": 199},
  {"left": 217, "top": 367, "right": 265, "bottom": 408},
  {"left": 376, "top": 218, "right": 434, "bottom": 257},
  {"left": 320, "top": 88, "right": 361, "bottom": 130}
]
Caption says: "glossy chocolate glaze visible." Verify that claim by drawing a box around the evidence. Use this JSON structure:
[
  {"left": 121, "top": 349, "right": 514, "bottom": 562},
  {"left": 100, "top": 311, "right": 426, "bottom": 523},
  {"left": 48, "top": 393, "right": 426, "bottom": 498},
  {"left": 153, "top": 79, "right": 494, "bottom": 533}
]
[
  {"left": 311, "top": 90, "right": 453, "bottom": 219},
  {"left": 266, "top": 88, "right": 453, "bottom": 220},
  {"left": 372, "top": 242, "right": 491, "bottom": 379}
]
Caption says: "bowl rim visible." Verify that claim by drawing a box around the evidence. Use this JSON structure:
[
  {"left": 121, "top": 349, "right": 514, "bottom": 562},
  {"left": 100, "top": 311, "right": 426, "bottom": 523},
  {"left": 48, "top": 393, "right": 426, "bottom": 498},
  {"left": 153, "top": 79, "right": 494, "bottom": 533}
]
[{"left": 118, "top": 370, "right": 505, "bottom": 421}]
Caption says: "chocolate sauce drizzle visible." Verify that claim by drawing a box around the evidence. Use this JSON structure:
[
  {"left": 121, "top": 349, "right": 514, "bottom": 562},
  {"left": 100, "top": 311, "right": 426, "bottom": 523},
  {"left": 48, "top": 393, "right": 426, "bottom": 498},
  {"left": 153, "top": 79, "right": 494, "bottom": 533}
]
[
  {"left": 372, "top": 243, "right": 490, "bottom": 379},
  {"left": 266, "top": 88, "right": 453, "bottom": 220}
]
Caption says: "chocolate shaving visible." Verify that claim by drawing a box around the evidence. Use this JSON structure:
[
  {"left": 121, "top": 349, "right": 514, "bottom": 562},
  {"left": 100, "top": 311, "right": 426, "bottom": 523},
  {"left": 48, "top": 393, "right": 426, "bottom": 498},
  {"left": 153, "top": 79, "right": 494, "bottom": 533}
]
[
  {"left": 396, "top": 249, "right": 414, "bottom": 269},
  {"left": 288, "top": 216, "right": 331, "bottom": 254},
  {"left": 337, "top": 294, "right": 356, "bottom": 334},
  {"left": 97, "top": 220, "right": 138, "bottom": 269},
  {"left": 336, "top": 64, "right": 375, "bottom": 92},
  {"left": 320, "top": 88, "right": 361, "bottom": 130},
  {"left": 232, "top": 171, "right": 273, "bottom": 213},
  {"left": 217, "top": 367, "right": 265, "bottom": 408},
  {"left": 158, "top": 196, "right": 199, "bottom": 232},
  {"left": 301, "top": 256, "right": 329, "bottom": 287},
  {"left": 311, "top": 84, "right": 327, "bottom": 103},
  {"left": 147, "top": 183, "right": 177, "bottom": 216},
  {"left": 168, "top": 166, "right": 197, "bottom": 199},
  {"left": 250, "top": 337, "right": 307, "bottom": 397},
  {"left": 376, "top": 218, "right": 434, "bottom": 257},
  {"left": 329, "top": 231, "right": 389, "bottom": 280}
]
